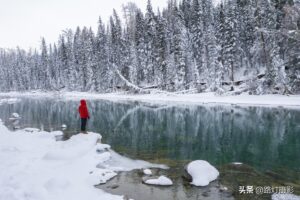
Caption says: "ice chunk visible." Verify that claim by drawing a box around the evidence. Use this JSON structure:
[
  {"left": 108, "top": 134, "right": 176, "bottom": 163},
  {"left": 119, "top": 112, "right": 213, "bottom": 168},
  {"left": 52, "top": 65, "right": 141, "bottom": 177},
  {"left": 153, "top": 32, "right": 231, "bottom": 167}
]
[
  {"left": 272, "top": 194, "right": 300, "bottom": 200},
  {"left": 143, "top": 169, "right": 152, "bottom": 175},
  {"left": 88, "top": 169, "right": 117, "bottom": 185},
  {"left": 24, "top": 128, "right": 40, "bottom": 132},
  {"left": 51, "top": 131, "right": 64, "bottom": 136},
  {"left": 187, "top": 160, "right": 219, "bottom": 186},
  {"left": 9, "top": 112, "right": 21, "bottom": 120},
  {"left": 144, "top": 176, "right": 173, "bottom": 186},
  {"left": 104, "top": 150, "right": 168, "bottom": 171},
  {"left": 96, "top": 143, "right": 111, "bottom": 153},
  {"left": 0, "top": 98, "right": 20, "bottom": 104},
  {"left": 12, "top": 113, "right": 20, "bottom": 118}
]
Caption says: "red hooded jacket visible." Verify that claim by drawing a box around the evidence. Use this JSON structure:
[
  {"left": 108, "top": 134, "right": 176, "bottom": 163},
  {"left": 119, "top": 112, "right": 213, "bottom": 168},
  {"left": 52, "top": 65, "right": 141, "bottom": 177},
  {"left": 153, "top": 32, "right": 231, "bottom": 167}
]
[{"left": 78, "top": 100, "right": 90, "bottom": 119}]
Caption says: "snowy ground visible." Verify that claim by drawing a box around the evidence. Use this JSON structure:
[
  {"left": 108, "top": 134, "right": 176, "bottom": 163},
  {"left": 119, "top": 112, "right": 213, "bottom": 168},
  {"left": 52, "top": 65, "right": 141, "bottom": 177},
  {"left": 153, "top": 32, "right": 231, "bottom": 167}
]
[
  {"left": 0, "top": 98, "right": 21, "bottom": 105},
  {"left": 272, "top": 194, "right": 300, "bottom": 200},
  {"left": 0, "top": 120, "right": 167, "bottom": 200},
  {"left": 1, "top": 91, "right": 300, "bottom": 108}
]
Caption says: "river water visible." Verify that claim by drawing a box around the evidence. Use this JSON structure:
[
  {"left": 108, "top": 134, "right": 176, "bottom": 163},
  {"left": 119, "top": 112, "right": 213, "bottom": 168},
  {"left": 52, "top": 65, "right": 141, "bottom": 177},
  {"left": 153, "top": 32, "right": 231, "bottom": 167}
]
[{"left": 0, "top": 97, "right": 299, "bottom": 199}]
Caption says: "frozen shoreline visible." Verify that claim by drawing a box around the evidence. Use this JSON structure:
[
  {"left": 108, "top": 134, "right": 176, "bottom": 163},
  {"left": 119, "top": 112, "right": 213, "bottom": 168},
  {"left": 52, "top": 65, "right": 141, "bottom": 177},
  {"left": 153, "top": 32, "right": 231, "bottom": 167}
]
[
  {"left": 1, "top": 91, "right": 300, "bottom": 108},
  {"left": 0, "top": 120, "right": 167, "bottom": 200}
]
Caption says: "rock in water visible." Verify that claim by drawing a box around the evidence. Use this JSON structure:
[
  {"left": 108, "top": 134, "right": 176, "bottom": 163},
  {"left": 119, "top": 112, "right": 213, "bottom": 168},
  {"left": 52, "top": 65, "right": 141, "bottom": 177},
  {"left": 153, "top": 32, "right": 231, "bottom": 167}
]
[
  {"left": 187, "top": 160, "right": 219, "bottom": 186},
  {"left": 10, "top": 113, "right": 21, "bottom": 119},
  {"left": 24, "top": 128, "right": 40, "bottom": 133},
  {"left": 231, "top": 162, "right": 243, "bottom": 165},
  {"left": 144, "top": 176, "right": 173, "bottom": 186},
  {"left": 143, "top": 169, "right": 152, "bottom": 175}
]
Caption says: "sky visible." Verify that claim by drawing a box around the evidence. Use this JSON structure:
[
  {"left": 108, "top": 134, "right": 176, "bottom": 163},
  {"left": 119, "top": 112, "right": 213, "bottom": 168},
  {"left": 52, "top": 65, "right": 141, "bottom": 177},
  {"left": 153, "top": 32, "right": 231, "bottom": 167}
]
[
  {"left": 0, "top": 0, "right": 169, "bottom": 50},
  {"left": 0, "top": 0, "right": 221, "bottom": 50}
]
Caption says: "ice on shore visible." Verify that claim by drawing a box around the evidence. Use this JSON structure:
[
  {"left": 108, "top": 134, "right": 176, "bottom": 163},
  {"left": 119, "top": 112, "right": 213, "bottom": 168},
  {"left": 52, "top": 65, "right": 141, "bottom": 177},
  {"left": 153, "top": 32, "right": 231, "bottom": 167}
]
[
  {"left": 2, "top": 92, "right": 300, "bottom": 108},
  {"left": 0, "top": 120, "right": 167, "bottom": 200},
  {"left": 272, "top": 194, "right": 300, "bottom": 200},
  {"left": 232, "top": 162, "right": 243, "bottom": 165},
  {"left": 24, "top": 127, "right": 40, "bottom": 132},
  {"left": 12, "top": 113, "right": 21, "bottom": 119},
  {"left": 0, "top": 98, "right": 21, "bottom": 105},
  {"left": 187, "top": 160, "right": 219, "bottom": 186},
  {"left": 143, "top": 169, "right": 152, "bottom": 175},
  {"left": 51, "top": 131, "right": 64, "bottom": 136},
  {"left": 9, "top": 112, "right": 21, "bottom": 121},
  {"left": 144, "top": 176, "right": 173, "bottom": 186}
]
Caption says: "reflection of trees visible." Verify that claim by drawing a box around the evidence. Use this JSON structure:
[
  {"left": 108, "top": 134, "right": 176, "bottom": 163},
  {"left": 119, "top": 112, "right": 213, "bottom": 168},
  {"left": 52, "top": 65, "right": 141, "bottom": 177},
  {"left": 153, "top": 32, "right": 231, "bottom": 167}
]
[
  {"left": 0, "top": 99, "right": 299, "bottom": 172},
  {"left": 95, "top": 103, "right": 300, "bottom": 172}
]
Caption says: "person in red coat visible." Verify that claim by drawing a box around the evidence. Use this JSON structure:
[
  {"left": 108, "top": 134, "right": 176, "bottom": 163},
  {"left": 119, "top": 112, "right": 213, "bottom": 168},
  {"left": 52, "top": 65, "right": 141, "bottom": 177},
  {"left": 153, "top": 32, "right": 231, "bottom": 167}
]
[{"left": 78, "top": 99, "right": 90, "bottom": 133}]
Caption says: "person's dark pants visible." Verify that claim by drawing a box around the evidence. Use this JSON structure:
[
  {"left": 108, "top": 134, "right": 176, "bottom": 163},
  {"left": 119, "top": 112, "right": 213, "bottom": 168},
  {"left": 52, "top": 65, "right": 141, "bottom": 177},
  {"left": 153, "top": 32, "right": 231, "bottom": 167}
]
[{"left": 81, "top": 118, "right": 88, "bottom": 132}]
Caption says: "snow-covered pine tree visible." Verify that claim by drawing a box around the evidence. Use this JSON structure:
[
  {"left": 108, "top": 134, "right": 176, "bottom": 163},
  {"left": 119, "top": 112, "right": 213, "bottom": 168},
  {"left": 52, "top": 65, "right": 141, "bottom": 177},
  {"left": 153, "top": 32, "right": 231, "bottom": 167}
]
[
  {"left": 252, "top": 0, "right": 283, "bottom": 94},
  {"left": 57, "top": 36, "right": 69, "bottom": 90},
  {"left": 236, "top": 0, "right": 255, "bottom": 75},
  {"left": 95, "top": 17, "right": 109, "bottom": 92},
  {"left": 134, "top": 9, "right": 147, "bottom": 85},
  {"left": 277, "top": 1, "right": 300, "bottom": 93},
  {"left": 223, "top": 1, "right": 240, "bottom": 91},
  {"left": 80, "top": 27, "right": 94, "bottom": 91},
  {"left": 0, "top": 0, "right": 299, "bottom": 94},
  {"left": 191, "top": 0, "right": 204, "bottom": 78},
  {"left": 215, "top": 2, "right": 226, "bottom": 91},
  {"left": 144, "top": 0, "right": 157, "bottom": 85},
  {"left": 40, "top": 38, "right": 51, "bottom": 90},
  {"left": 155, "top": 11, "right": 168, "bottom": 90}
]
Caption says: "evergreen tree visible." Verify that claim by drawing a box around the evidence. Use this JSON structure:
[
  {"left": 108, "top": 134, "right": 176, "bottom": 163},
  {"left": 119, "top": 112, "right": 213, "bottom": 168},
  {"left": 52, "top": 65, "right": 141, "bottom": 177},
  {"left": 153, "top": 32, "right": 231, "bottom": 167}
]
[{"left": 0, "top": 0, "right": 299, "bottom": 94}]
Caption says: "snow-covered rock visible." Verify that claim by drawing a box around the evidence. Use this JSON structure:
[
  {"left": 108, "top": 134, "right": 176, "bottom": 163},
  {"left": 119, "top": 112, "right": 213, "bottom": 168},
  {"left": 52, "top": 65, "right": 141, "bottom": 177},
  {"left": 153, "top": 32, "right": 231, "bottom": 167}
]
[
  {"left": 144, "top": 176, "right": 173, "bottom": 186},
  {"left": 61, "top": 124, "right": 67, "bottom": 129},
  {"left": 13, "top": 126, "right": 21, "bottom": 130},
  {"left": 143, "top": 169, "right": 152, "bottom": 175},
  {"left": 272, "top": 194, "right": 300, "bottom": 200},
  {"left": 9, "top": 112, "right": 21, "bottom": 120},
  {"left": 101, "top": 150, "right": 168, "bottom": 172},
  {"left": 187, "top": 160, "right": 219, "bottom": 186},
  {"left": 24, "top": 127, "right": 40, "bottom": 132},
  {"left": 51, "top": 131, "right": 64, "bottom": 136},
  {"left": 12, "top": 112, "right": 20, "bottom": 118},
  {"left": 232, "top": 162, "right": 243, "bottom": 165},
  {"left": 96, "top": 143, "right": 111, "bottom": 153},
  {"left": 0, "top": 98, "right": 21, "bottom": 105}
]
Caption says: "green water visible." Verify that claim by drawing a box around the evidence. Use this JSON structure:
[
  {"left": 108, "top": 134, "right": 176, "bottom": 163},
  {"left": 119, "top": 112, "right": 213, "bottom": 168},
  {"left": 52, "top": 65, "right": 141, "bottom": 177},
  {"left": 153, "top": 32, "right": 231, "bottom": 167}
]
[{"left": 1, "top": 97, "right": 299, "bottom": 199}]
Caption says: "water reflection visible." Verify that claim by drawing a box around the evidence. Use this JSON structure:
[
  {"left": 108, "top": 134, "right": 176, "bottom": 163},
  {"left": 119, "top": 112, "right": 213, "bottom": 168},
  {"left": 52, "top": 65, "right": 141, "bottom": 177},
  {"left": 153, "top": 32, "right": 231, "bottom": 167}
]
[{"left": 0, "top": 97, "right": 299, "bottom": 175}]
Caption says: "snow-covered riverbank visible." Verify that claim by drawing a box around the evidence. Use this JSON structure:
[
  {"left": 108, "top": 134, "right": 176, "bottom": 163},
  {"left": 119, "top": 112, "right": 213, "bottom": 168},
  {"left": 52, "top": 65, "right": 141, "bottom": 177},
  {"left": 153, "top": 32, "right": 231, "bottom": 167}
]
[
  {"left": 1, "top": 91, "right": 300, "bottom": 108},
  {"left": 0, "top": 120, "right": 166, "bottom": 200}
]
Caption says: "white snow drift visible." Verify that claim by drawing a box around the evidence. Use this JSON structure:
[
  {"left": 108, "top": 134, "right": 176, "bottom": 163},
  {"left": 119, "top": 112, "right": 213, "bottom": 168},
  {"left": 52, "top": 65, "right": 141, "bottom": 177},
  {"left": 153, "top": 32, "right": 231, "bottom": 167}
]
[
  {"left": 2, "top": 92, "right": 300, "bottom": 108},
  {"left": 0, "top": 120, "right": 167, "bottom": 200},
  {"left": 143, "top": 169, "right": 152, "bottom": 175},
  {"left": 144, "top": 176, "right": 173, "bottom": 186},
  {"left": 272, "top": 194, "right": 300, "bottom": 200},
  {"left": 187, "top": 160, "right": 219, "bottom": 186},
  {"left": 0, "top": 98, "right": 21, "bottom": 105}
]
